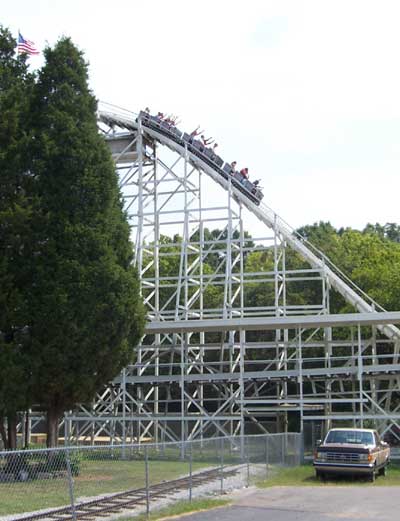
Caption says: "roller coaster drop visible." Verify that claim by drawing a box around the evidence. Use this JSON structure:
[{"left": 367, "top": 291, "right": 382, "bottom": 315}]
[
  {"left": 62, "top": 104, "right": 400, "bottom": 448},
  {"left": 139, "top": 111, "right": 264, "bottom": 205}
]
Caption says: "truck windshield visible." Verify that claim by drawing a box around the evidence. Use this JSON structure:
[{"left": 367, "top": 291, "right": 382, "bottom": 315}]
[{"left": 325, "top": 430, "right": 374, "bottom": 445}]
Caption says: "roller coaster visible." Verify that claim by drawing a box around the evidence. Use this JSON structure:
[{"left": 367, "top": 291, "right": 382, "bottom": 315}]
[
  {"left": 58, "top": 103, "right": 400, "bottom": 452},
  {"left": 138, "top": 111, "right": 264, "bottom": 205}
]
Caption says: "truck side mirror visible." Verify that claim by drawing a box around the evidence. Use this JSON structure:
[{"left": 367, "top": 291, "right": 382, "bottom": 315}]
[{"left": 316, "top": 439, "right": 322, "bottom": 446}]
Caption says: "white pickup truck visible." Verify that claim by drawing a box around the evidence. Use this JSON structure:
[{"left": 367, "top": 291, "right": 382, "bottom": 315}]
[{"left": 313, "top": 428, "right": 390, "bottom": 482}]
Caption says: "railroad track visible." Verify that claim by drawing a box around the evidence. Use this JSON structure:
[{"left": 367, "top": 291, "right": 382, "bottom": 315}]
[{"left": 15, "top": 466, "right": 240, "bottom": 521}]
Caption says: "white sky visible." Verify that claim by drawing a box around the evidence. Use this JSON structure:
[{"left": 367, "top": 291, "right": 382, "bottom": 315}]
[{"left": 4, "top": 0, "right": 400, "bottom": 231}]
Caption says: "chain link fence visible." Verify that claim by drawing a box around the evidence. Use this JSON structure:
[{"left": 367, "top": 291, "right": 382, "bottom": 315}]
[{"left": 0, "top": 433, "right": 302, "bottom": 520}]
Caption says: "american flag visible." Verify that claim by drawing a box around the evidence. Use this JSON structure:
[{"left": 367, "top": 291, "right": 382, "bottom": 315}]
[{"left": 17, "top": 32, "right": 39, "bottom": 56}]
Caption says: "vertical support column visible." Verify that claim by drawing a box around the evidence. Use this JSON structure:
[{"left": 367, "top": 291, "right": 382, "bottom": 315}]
[
  {"left": 282, "top": 241, "right": 288, "bottom": 433},
  {"left": 298, "top": 329, "right": 304, "bottom": 435},
  {"left": 122, "top": 368, "right": 126, "bottom": 456},
  {"left": 25, "top": 409, "right": 32, "bottom": 448},
  {"left": 239, "top": 203, "right": 245, "bottom": 318},
  {"left": 234, "top": 204, "right": 245, "bottom": 437},
  {"left": 324, "top": 326, "right": 333, "bottom": 432},
  {"left": 181, "top": 334, "right": 187, "bottom": 458},
  {"left": 198, "top": 170, "right": 205, "bottom": 445},
  {"left": 322, "top": 263, "right": 332, "bottom": 432},
  {"left": 273, "top": 214, "right": 280, "bottom": 432},
  {"left": 64, "top": 413, "right": 69, "bottom": 447},
  {"left": 223, "top": 177, "right": 233, "bottom": 319},
  {"left": 239, "top": 329, "right": 245, "bottom": 456},
  {"left": 224, "top": 176, "right": 233, "bottom": 438},
  {"left": 357, "top": 324, "right": 364, "bottom": 427},
  {"left": 135, "top": 117, "right": 144, "bottom": 272},
  {"left": 220, "top": 437, "right": 224, "bottom": 493},
  {"left": 110, "top": 387, "right": 116, "bottom": 446},
  {"left": 371, "top": 316, "right": 377, "bottom": 427},
  {"left": 273, "top": 215, "right": 289, "bottom": 432},
  {"left": 351, "top": 327, "right": 357, "bottom": 428},
  {"left": 189, "top": 441, "right": 193, "bottom": 502},
  {"left": 183, "top": 147, "right": 189, "bottom": 321},
  {"left": 273, "top": 214, "right": 281, "bottom": 331},
  {"left": 144, "top": 446, "right": 150, "bottom": 519},
  {"left": 246, "top": 435, "right": 250, "bottom": 486},
  {"left": 229, "top": 332, "right": 235, "bottom": 437},
  {"left": 90, "top": 404, "right": 95, "bottom": 446},
  {"left": 153, "top": 143, "right": 160, "bottom": 445},
  {"left": 175, "top": 152, "right": 187, "bottom": 320},
  {"left": 182, "top": 148, "right": 189, "bottom": 445},
  {"left": 136, "top": 118, "right": 144, "bottom": 445}
]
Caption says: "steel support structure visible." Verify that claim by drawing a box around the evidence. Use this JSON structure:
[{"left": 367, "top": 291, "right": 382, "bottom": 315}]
[{"left": 62, "top": 104, "right": 400, "bottom": 448}]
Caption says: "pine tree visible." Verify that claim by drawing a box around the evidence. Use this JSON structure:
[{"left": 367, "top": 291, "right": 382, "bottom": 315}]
[{"left": 27, "top": 38, "right": 145, "bottom": 446}]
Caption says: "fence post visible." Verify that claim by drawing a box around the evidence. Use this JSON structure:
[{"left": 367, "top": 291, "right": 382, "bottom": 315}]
[
  {"left": 300, "top": 433, "right": 304, "bottom": 465},
  {"left": 220, "top": 437, "right": 224, "bottom": 493},
  {"left": 145, "top": 446, "right": 150, "bottom": 519},
  {"left": 246, "top": 436, "right": 250, "bottom": 487},
  {"left": 65, "top": 449, "right": 77, "bottom": 521},
  {"left": 265, "top": 436, "right": 269, "bottom": 479},
  {"left": 189, "top": 441, "right": 193, "bottom": 502}
]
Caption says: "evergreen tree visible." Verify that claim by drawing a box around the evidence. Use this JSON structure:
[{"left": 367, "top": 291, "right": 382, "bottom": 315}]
[
  {"left": 0, "top": 26, "right": 35, "bottom": 448},
  {"left": 26, "top": 38, "right": 145, "bottom": 446}
]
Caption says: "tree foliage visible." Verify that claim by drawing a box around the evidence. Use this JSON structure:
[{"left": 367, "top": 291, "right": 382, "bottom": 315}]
[
  {"left": 363, "top": 222, "right": 400, "bottom": 243},
  {"left": 296, "top": 221, "right": 400, "bottom": 311},
  {"left": 0, "top": 27, "right": 35, "bottom": 448},
  {"left": 0, "top": 31, "right": 145, "bottom": 447}
]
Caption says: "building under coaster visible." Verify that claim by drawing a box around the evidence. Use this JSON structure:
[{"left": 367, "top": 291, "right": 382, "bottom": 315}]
[{"left": 61, "top": 103, "right": 400, "bottom": 449}]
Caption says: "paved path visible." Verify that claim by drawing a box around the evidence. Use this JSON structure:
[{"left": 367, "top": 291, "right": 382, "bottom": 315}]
[{"left": 179, "top": 486, "right": 397, "bottom": 521}]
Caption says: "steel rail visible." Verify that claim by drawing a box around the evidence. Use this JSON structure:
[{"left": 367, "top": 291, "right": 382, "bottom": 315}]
[{"left": 16, "top": 466, "right": 239, "bottom": 521}]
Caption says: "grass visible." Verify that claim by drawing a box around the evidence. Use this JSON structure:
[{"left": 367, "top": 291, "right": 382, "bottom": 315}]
[
  {"left": 119, "top": 498, "right": 231, "bottom": 521},
  {"left": 0, "top": 459, "right": 209, "bottom": 516},
  {"left": 257, "top": 462, "right": 400, "bottom": 487}
]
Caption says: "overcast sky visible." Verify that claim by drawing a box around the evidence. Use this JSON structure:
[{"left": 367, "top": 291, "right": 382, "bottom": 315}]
[{"left": 4, "top": 0, "right": 400, "bottom": 231}]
